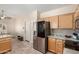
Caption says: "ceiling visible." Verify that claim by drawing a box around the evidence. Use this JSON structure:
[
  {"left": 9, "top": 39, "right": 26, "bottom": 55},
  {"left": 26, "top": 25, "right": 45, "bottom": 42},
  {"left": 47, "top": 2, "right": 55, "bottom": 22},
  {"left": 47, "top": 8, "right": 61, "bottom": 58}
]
[{"left": 0, "top": 4, "right": 70, "bottom": 16}]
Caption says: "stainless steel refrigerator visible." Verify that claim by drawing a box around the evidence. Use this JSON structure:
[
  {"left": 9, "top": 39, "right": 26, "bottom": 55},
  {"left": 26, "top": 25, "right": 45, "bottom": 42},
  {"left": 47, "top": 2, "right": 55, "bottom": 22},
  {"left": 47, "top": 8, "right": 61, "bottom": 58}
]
[{"left": 33, "top": 21, "right": 50, "bottom": 54}]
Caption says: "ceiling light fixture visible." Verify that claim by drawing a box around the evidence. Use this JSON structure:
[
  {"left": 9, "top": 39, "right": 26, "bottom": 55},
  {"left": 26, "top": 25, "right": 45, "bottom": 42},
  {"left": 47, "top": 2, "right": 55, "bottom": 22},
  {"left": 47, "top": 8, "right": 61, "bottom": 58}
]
[{"left": 0, "top": 9, "right": 12, "bottom": 20}]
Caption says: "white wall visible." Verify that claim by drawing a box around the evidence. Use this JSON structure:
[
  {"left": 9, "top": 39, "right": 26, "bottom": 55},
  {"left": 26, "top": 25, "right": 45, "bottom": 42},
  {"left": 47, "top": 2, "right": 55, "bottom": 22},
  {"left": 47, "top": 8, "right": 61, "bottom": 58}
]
[
  {"left": 7, "top": 18, "right": 16, "bottom": 35},
  {"left": 25, "top": 17, "right": 31, "bottom": 42},
  {"left": 14, "top": 15, "right": 26, "bottom": 36},
  {"left": 4, "top": 15, "right": 26, "bottom": 37},
  {"left": 40, "top": 5, "right": 78, "bottom": 18},
  {"left": 30, "top": 10, "right": 38, "bottom": 42}
]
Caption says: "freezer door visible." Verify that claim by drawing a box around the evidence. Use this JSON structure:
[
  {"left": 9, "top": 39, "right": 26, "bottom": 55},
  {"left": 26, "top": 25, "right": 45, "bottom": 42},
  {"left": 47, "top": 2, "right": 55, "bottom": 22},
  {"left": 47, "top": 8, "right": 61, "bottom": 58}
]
[
  {"left": 37, "top": 37, "right": 47, "bottom": 53},
  {"left": 33, "top": 36, "right": 38, "bottom": 50}
]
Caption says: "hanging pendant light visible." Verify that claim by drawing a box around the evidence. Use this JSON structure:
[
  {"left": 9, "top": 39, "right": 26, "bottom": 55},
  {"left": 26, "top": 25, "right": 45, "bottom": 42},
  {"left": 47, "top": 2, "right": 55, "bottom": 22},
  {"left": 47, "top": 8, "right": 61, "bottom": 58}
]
[
  {"left": 0, "top": 9, "right": 5, "bottom": 20},
  {"left": 0, "top": 9, "right": 12, "bottom": 20}
]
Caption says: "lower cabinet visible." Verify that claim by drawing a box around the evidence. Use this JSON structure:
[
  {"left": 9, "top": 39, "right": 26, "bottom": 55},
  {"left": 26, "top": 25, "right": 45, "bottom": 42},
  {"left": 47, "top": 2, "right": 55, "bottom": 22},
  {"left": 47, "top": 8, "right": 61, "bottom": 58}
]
[
  {"left": 0, "top": 38, "right": 11, "bottom": 53},
  {"left": 55, "top": 39, "right": 64, "bottom": 54},
  {"left": 48, "top": 37, "right": 64, "bottom": 54},
  {"left": 48, "top": 38, "right": 56, "bottom": 53}
]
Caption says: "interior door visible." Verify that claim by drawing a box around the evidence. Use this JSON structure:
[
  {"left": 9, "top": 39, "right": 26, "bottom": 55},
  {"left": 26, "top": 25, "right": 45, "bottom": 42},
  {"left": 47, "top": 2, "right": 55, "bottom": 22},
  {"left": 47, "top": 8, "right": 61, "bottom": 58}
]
[{"left": 24, "top": 20, "right": 31, "bottom": 42}]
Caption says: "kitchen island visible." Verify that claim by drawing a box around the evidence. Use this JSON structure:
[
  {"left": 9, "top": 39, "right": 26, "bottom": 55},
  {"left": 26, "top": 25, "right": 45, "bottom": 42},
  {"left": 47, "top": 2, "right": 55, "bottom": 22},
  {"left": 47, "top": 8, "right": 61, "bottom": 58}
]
[{"left": 0, "top": 35, "right": 12, "bottom": 53}]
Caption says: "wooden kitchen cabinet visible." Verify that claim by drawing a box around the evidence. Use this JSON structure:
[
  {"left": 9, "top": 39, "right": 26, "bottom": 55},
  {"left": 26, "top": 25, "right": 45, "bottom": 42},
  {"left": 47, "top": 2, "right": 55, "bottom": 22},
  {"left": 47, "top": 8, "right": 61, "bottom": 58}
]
[
  {"left": 42, "top": 16, "right": 58, "bottom": 29},
  {"left": 0, "top": 38, "right": 11, "bottom": 53},
  {"left": 48, "top": 38, "right": 56, "bottom": 53},
  {"left": 55, "top": 39, "right": 64, "bottom": 54},
  {"left": 59, "top": 13, "right": 73, "bottom": 28},
  {"left": 50, "top": 16, "right": 59, "bottom": 28},
  {"left": 73, "top": 12, "right": 79, "bottom": 29},
  {"left": 48, "top": 37, "right": 64, "bottom": 54},
  {"left": 41, "top": 13, "right": 74, "bottom": 29}
]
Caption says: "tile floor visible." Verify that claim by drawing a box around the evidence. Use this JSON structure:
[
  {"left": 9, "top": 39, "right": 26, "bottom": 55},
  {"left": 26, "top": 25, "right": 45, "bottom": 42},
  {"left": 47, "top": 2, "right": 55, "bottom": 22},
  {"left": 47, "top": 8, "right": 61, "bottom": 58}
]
[{"left": 6, "top": 38, "right": 79, "bottom": 54}]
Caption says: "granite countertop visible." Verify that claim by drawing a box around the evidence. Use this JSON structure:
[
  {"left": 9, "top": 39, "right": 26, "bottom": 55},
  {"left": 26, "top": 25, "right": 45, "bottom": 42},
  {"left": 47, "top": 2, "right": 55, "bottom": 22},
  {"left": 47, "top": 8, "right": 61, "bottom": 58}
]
[{"left": 48, "top": 35, "right": 79, "bottom": 42}]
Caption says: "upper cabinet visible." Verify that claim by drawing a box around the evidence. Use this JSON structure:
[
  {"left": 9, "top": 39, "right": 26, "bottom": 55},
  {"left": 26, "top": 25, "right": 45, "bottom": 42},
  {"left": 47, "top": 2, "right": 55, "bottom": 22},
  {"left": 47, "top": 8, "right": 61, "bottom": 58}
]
[
  {"left": 74, "top": 12, "right": 79, "bottom": 29},
  {"left": 41, "top": 16, "right": 58, "bottom": 29},
  {"left": 40, "top": 13, "right": 74, "bottom": 29},
  {"left": 49, "top": 16, "right": 58, "bottom": 29},
  {"left": 74, "top": 11, "right": 79, "bottom": 29},
  {"left": 59, "top": 13, "right": 73, "bottom": 29}
]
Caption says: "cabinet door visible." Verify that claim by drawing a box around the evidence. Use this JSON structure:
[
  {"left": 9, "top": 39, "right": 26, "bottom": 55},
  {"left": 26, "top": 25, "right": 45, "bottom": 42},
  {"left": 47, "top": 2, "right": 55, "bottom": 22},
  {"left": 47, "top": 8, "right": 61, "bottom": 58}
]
[
  {"left": 59, "top": 14, "right": 73, "bottom": 28},
  {"left": 50, "top": 16, "right": 58, "bottom": 28},
  {"left": 0, "top": 39, "right": 11, "bottom": 53},
  {"left": 48, "top": 38, "right": 56, "bottom": 53},
  {"left": 56, "top": 39, "right": 64, "bottom": 54},
  {"left": 73, "top": 12, "right": 79, "bottom": 29}
]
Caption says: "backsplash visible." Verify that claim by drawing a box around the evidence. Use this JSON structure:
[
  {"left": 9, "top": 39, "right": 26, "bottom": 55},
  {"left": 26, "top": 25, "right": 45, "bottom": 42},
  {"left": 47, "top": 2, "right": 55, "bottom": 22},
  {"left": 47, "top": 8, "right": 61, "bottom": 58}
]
[
  {"left": 75, "top": 29, "right": 79, "bottom": 33},
  {"left": 51, "top": 29, "right": 75, "bottom": 37}
]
